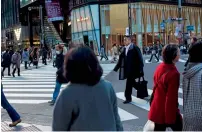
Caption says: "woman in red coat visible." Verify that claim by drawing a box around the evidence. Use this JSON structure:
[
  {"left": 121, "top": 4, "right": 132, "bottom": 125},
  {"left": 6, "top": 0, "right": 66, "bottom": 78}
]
[{"left": 148, "top": 44, "right": 182, "bottom": 131}]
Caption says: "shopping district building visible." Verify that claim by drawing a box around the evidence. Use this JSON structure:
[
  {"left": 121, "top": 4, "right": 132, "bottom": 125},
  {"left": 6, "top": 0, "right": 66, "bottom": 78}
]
[{"left": 1, "top": 0, "right": 202, "bottom": 54}]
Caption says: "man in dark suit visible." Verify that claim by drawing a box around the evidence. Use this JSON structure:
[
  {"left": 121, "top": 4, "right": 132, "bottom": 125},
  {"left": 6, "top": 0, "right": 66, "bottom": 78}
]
[{"left": 114, "top": 36, "right": 144, "bottom": 104}]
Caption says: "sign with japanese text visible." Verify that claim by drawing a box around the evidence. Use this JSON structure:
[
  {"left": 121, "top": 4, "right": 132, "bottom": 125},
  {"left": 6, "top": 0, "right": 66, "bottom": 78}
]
[{"left": 45, "top": 0, "right": 64, "bottom": 22}]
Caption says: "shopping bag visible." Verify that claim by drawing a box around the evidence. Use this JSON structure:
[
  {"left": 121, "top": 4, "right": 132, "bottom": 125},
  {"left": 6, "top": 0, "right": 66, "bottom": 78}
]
[
  {"left": 136, "top": 77, "right": 149, "bottom": 99},
  {"left": 143, "top": 120, "right": 155, "bottom": 132}
]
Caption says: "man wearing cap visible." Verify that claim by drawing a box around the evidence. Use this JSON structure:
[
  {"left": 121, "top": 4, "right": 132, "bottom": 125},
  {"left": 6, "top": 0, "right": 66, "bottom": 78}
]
[{"left": 114, "top": 36, "right": 144, "bottom": 104}]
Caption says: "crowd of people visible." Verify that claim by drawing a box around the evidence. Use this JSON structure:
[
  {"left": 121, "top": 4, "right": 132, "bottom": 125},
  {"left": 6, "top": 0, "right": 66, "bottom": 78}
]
[{"left": 1, "top": 37, "right": 202, "bottom": 131}]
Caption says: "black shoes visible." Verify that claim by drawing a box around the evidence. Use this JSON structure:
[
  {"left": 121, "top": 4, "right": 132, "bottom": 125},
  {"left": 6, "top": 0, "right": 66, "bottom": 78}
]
[{"left": 123, "top": 100, "right": 132, "bottom": 104}]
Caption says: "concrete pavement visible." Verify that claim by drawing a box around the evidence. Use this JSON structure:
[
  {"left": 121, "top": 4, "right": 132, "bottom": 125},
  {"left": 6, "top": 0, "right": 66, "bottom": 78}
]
[{"left": 1, "top": 56, "right": 187, "bottom": 131}]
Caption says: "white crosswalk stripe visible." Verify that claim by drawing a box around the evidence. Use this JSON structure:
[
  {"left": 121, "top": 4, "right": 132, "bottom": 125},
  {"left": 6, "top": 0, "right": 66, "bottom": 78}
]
[
  {"left": 116, "top": 87, "right": 184, "bottom": 112},
  {"left": 2, "top": 63, "right": 139, "bottom": 122},
  {"left": 144, "top": 57, "right": 188, "bottom": 64}
]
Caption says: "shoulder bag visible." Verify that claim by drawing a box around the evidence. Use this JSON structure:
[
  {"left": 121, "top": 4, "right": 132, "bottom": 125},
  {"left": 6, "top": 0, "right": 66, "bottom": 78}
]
[{"left": 149, "top": 70, "right": 172, "bottom": 106}]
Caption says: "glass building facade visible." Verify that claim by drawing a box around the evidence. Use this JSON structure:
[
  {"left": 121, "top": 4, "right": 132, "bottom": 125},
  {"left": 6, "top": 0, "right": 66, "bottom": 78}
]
[
  {"left": 71, "top": 5, "right": 100, "bottom": 55},
  {"left": 1, "top": 0, "right": 20, "bottom": 29},
  {"left": 69, "top": 0, "right": 202, "bottom": 53},
  {"left": 1, "top": 0, "right": 20, "bottom": 49}
]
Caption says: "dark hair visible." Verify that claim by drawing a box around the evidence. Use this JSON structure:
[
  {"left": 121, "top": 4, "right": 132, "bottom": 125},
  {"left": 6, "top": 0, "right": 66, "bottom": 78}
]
[
  {"left": 6, "top": 49, "right": 9, "bottom": 52},
  {"left": 34, "top": 48, "right": 38, "bottom": 52},
  {"left": 189, "top": 41, "right": 202, "bottom": 63},
  {"left": 64, "top": 46, "right": 103, "bottom": 86},
  {"left": 162, "top": 44, "right": 179, "bottom": 64},
  {"left": 193, "top": 37, "right": 197, "bottom": 42}
]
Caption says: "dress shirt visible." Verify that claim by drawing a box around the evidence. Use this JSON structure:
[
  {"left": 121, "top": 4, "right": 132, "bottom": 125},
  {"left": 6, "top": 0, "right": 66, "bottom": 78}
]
[{"left": 125, "top": 43, "right": 132, "bottom": 56}]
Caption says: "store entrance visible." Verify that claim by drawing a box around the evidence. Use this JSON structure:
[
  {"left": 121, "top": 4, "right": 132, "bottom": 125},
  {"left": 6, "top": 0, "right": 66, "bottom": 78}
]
[{"left": 83, "top": 35, "right": 89, "bottom": 46}]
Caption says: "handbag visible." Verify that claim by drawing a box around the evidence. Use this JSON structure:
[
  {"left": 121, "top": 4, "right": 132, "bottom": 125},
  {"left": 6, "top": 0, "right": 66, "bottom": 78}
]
[
  {"left": 136, "top": 77, "right": 149, "bottom": 99},
  {"left": 143, "top": 120, "right": 155, "bottom": 132},
  {"left": 149, "top": 70, "right": 171, "bottom": 106}
]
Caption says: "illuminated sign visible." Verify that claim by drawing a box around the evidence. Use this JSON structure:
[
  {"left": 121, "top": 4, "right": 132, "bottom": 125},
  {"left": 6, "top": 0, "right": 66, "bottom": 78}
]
[
  {"left": 77, "top": 17, "right": 89, "bottom": 22},
  {"left": 45, "top": 0, "right": 64, "bottom": 22},
  {"left": 20, "top": 0, "right": 37, "bottom": 7},
  {"left": 14, "top": 28, "right": 21, "bottom": 41}
]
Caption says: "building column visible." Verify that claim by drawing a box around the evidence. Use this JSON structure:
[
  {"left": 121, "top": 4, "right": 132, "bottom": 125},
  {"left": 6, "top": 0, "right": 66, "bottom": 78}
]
[{"left": 136, "top": 4, "right": 143, "bottom": 52}]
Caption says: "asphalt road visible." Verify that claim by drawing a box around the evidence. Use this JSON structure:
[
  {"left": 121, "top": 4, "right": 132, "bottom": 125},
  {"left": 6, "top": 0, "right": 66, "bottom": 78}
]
[{"left": 1, "top": 55, "right": 188, "bottom": 131}]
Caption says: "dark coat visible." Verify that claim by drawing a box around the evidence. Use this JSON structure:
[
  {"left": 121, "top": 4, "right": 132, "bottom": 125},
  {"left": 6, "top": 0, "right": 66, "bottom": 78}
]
[
  {"left": 55, "top": 53, "right": 64, "bottom": 69},
  {"left": 114, "top": 44, "right": 144, "bottom": 80},
  {"left": 42, "top": 48, "right": 48, "bottom": 58},
  {"left": 2, "top": 53, "right": 11, "bottom": 67},
  {"left": 9, "top": 50, "right": 14, "bottom": 58},
  {"left": 56, "top": 67, "right": 69, "bottom": 84}
]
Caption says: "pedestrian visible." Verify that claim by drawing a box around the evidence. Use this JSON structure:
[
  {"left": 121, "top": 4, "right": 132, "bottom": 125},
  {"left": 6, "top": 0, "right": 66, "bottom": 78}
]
[
  {"left": 2, "top": 49, "right": 11, "bottom": 77},
  {"left": 147, "top": 44, "right": 182, "bottom": 131},
  {"left": 9, "top": 47, "right": 14, "bottom": 59},
  {"left": 22, "top": 48, "right": 29, "bottom": 69},
  {"left": 48, "top": 45, "right": 64, "bottom": 105},
  {"left": 182, "top": 41, "right": 202, "bottom": 131},
  {"left": 184, "top": 37, "right": 198, "bottom": 69},
  {"left": 114, "top": 36, "right": 144, "bottom": 104},
  {"left": 11, "top": 50, "right": 21, "bottom": 77},
  {"left": 157, "top": 41, "right": 163, "bottom": 58},
  {"left": 1, "top": 83, "right": 21, "bottom": 127},
  {"left": 149, "top": 44, "right": 159, "bottom": 62},
  {"left": 19, "top": 48, "right": 23, "bottom": 64},
  {"left": 51, "top": 46, "right": 56, "bottom": 67},
  {"left": 52, "top": 46, "right": 123, "bottom": 131},
  {"left": 29, "top": 47, "right": 33, "bottom": 67},
  {"left": 42, "top": 46, "right": 48, "bottom": 65},
  {"left": 55, "top": 45, "right": 64, "bottom": 70},
  {"left": 100, "top": 44, "right": 108, "bottom": 61},
  {"left": 31, "top": 48, "right": 39, "bottom": 69},
  {"left": 48, "top": 66, "right": 68, "bottom": 105},
  {"left": 111, "top": 44, "right": 118, "bottom": 62}
]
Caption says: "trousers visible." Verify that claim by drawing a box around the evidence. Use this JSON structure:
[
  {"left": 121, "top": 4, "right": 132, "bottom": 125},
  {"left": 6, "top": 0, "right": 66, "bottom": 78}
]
[
  {"left": 125, "top": 77, "right": 134, "bottom": 101},
  {"left": 1, "top": 85, "right": 20, "bottom": 122},
  {"left": 52, "top": 81, "right": 62, "bottom": 101}
]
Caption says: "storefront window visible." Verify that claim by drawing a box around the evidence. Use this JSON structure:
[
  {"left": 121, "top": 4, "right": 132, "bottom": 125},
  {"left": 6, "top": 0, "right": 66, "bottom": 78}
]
[
  {"left": 100, "top": 4, "right": 128, "bottom": 54},
  {"left": 71, "top": 4, "right": 100, "bottom": 55}
]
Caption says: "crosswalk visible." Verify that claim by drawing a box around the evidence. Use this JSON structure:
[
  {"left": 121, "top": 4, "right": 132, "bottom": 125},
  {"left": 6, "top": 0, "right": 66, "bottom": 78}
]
[
  {"left": 2, "top": 63, "right": 184, "bottom": 122},
  {"left": 1, "top": 64, "right": 116, "bottom": 104},
  {"left": 145, "top": 57, "right": 188, "bottom": 64}
]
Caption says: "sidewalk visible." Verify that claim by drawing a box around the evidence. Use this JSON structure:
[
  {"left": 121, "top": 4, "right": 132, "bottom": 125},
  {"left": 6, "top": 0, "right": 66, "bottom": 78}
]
[{"left": 1, "top": 121, "right": 51, "bottom": 132}]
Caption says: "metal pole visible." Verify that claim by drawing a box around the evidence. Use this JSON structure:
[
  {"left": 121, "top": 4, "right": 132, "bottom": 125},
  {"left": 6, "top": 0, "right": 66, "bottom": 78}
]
[
  {"left": 178, "top": 0, "right": 182, "bottom": 44},
  {"left": 128, "top": 0, "right": 132, "bottom": 37},
  {"left": 39, "top": 5, "right": 44, "bottom": 48}
]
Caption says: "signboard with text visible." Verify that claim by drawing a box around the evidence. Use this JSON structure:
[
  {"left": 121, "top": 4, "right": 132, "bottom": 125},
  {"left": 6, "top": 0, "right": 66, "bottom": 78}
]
[
  {"left": 187, "top": 25, "right": 194, "bottom": 31},
  {"left": 45, "top": 0, "right": 64, "bottom": 22}
]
